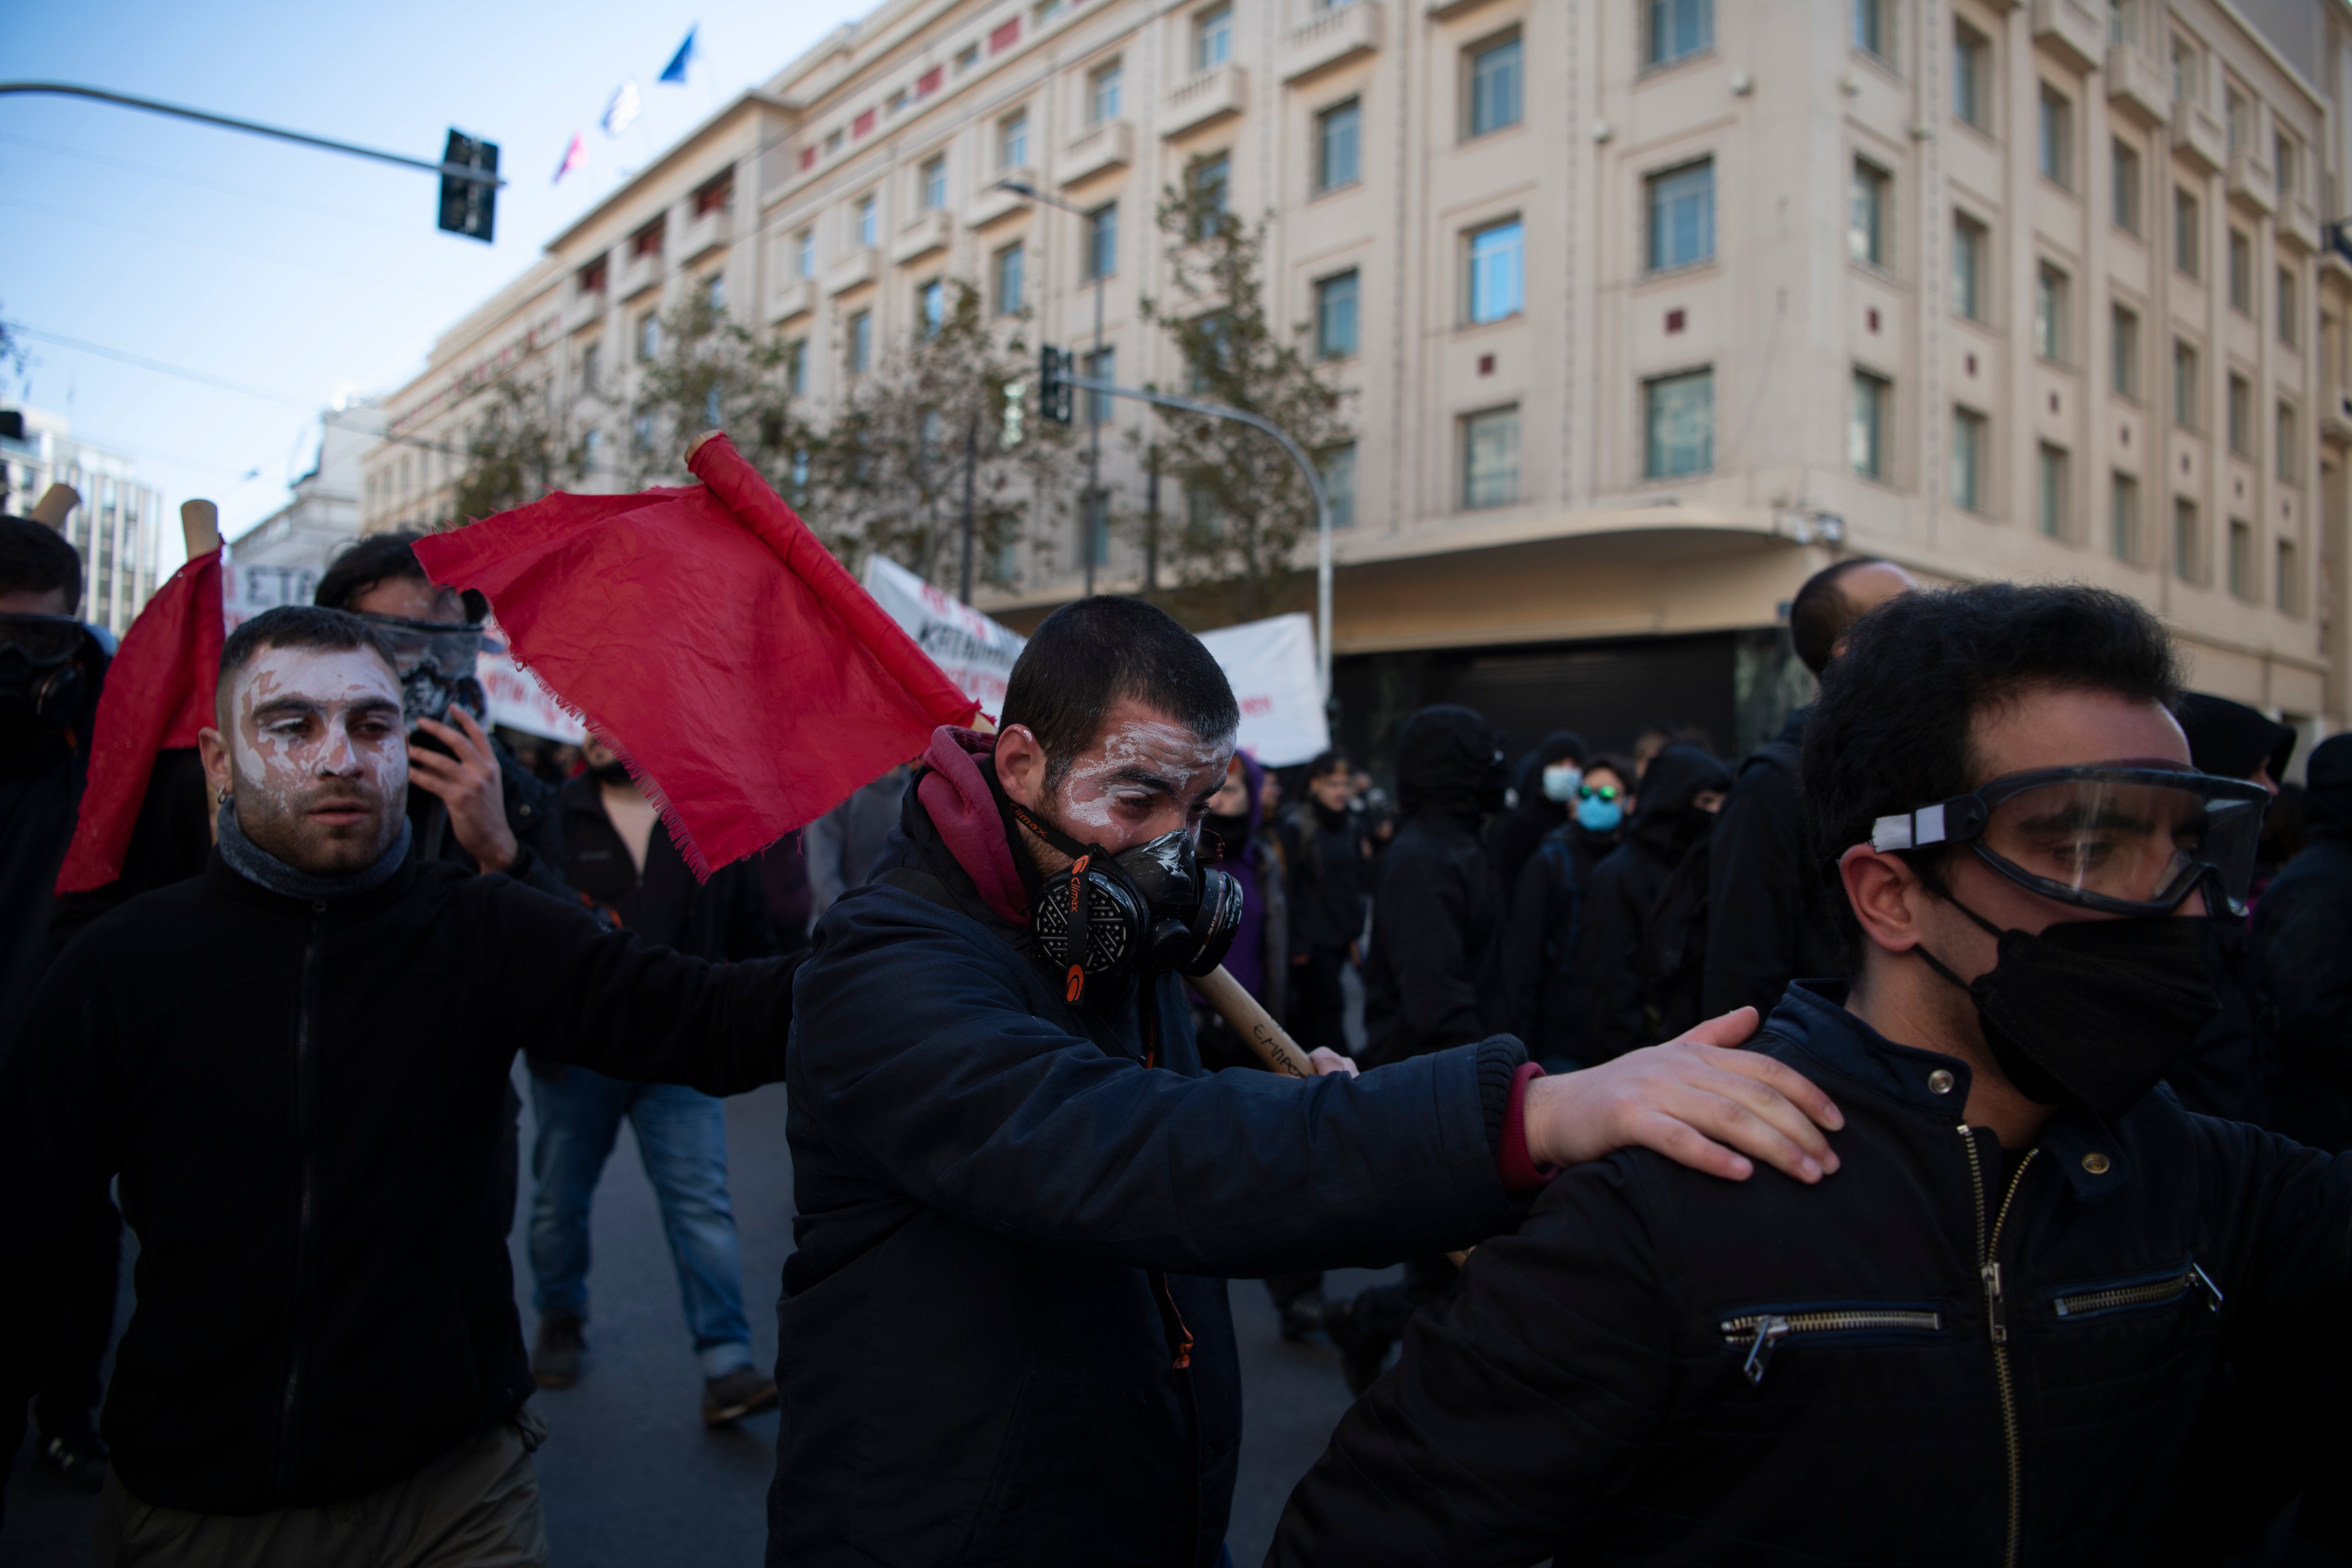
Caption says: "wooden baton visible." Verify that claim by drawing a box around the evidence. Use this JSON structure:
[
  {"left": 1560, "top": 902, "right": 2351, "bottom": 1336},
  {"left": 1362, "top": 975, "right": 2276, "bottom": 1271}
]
[{"left": 1187, "top": 965, "right": 1316, "bottom": 1079}]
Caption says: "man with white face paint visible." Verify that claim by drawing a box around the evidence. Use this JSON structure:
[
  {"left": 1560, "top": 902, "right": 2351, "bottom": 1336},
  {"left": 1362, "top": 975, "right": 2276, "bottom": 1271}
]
[
  {"left": 0, "top": 606, "right": 806, "bottom": 1566},
  {"left": 773, "top": 595, "right": 1846, "bottom": 1568}
]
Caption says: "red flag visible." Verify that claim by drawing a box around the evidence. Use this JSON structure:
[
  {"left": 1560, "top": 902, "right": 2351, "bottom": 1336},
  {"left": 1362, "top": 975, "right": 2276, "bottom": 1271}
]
[
  {"left": 56, "top": 547, "right": 225, "bottom": 894},
  {"left": 412, "top": 433, "right": 979, "bottom": 879}
]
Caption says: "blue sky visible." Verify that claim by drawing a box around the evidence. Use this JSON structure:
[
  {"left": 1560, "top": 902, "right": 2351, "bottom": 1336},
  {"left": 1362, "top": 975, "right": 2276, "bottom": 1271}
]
[{"left": 3, "top": 0, "right": 865, "bottom": 575}]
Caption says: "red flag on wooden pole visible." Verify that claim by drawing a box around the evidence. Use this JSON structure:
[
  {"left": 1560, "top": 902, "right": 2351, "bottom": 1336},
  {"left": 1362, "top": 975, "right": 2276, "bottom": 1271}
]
[
  {"left": 412, "top": 433, "right": 979, "bottom": 879},
  {"left": 55, "top": 548, "right": 224, "bottom": 894}
]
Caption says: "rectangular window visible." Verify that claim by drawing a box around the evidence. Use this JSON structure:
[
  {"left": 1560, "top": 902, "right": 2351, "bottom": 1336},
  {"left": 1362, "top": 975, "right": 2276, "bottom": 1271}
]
[
  {"left": 2227, "top": 373, "right": 2251, "bottom": 455},
  {"left": 1462, "top": 406, "right": 1521, "bottom": 508},
  {"left": 2278, "top": 268, "right": 2298, "bottom": 348},
  {"left": 1645, "top": 368, "right": 1715, "bottom": 478},
  {"left": 1000, "top": 114, "right": 1029, "bottom": 170},
  {"left": 1851, "top": 370, "right": 1890, "bottom": 479},
  {"left": 797, "top": 228, "right": 816, "bottom": 278},
  {"left": 637, "top": 310, "right": 661, "bottom": 362},
  {"left": 1954, "top": 24, "right": 1987, "bottom": 127},
  {"left": 2225, "top": 87, "right": 2249, "bottom": 153},
  {"left": 1649, "top": 0, "right": 1713, "bottom": 67},
  {"left": 2039, "top": 86, "right": 2072, "bottom": 188},
  {"left": 1084, "top": 348, "right": 1114, "bottom": 426},
  {"left": 1316, "top": 270, "right": 1360, "bottom": 359},
  {"left": 919, "top": 280, "right": 945, "bottom": 337},
  {"left": 1195, "top": 5, "right": 1232, "bottom": 71},
  {"left": 858, "top": 196, "right": 879, "bottom": 249},
  {"left": 2277, "top": 402, "right": 2297, "bottom": 482},
  {"left": 2038, "top": 442, "right": 2069, "bottom": 539},
  {"left": 1951, "top": 407, "right": 1985, "bottom": 511},
  {"left": 1647, "top": 159, "right": 1715, "bottom": 272},
  {"left": 2111, "top": 471, "right": 2139, "bottom": 561},
  {"left": 1952, "top": 214, "right": 1986, "bottom": 319},
  {"left": 784, "top": 338, "right": 808, "bottom": 397},
  {"left": 1090, "top": 62, "right": 1123, "bottom": 123},
  {"left": 632, "top": 413, "right": 657, "bottom": 455},
  {"left": 1317, "top": 101, "right": 1361, "bottom": 193},
  {"left": 920, "top": 156, "right": 947, "bottom": 212},
  {"left": 1086, "top": 202, "right": 1118, "bottom": 279},
  {"left": 2173, "top": 340, "right": 2198, "bottom": 428},
  {"left": 705, "top": 272, "right": 726, "bottom": 313},
  {"left": 2112, "top": 305, "right": 2140, "bottom": 398},
  {"left": 581, "top": 340, "right": 602, "bottom": 389},
  {"left": 2174, "top": 497, "right": 2200, "bottom": 581},
  {"left": 957, "top": 44, "right": 980, "bottom": 73},
  {"left": 2275, "top": 132, "right": 2296, "bottom": 198},
  {"left": 2174, "top": 188, "right": 2199, "bottom": 277},
  {"left": 2228, "top": 517, "right": 2254, "bottom": 598},
  {"left": 2228, "top": 229, "right": 2251, "bottom": 313},
  {"left": 1853, "top": 0, "right": 1886, "bottom": 57},
  {"left": 849, "top": 310, "right": 873, "bottom": 373},
  {"left": 1322, "top": 442, "right": 1357, "bottom": 528},
  {"left": 994, "top": 242, "right": 1025, "bottom": 316},
  {"left": 2035, "top": 264, "right": 2069, "bottom": 363},
  {"left": 2172, "top": 36, "right": 2197, "bottom": 104},
  {"left": 1467, "top": 218, "right": 1524, "bottom": 323},
  {"left": 989, "top": 17, "right": 1019, "bottom": 53},
  {"left": 1850, "top": 160, "right": 1889, "bottom": 268},
  {"left": 2112, "top": 140, "right": 2141, "bottom": 234},
  {"left": 1468, "top": 33, "right": 1523, "bottom": 137},
  {"left": 2277, "top": 539, "right": 2298, "bottom": 613}
]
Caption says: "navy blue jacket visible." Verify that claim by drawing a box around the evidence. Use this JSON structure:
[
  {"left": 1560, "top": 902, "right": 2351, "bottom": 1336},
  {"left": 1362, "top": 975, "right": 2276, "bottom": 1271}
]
[
  {"left": 1270, "top": 982, "right": 2352, "bottom": 1566},
  {"left": 772, "top": 777, "right": 1528, "bottom": 1567}
]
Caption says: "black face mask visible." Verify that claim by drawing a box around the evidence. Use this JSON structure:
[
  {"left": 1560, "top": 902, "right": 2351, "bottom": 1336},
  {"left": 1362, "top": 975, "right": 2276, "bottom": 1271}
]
[
  {"left": 1915, "top": 890, "right": 2220, "bottom": 1121},
  {"left": 1015, "top": 806, "right": 1244, "bottom": 1002},
  {"left": 1204, "top": 811, "right": 1250, "bottom": 859},
  {"left": 588, "top": 758, "right": 632, "bottom": 785},
  {"left": 0, "top": 614, "right": 95, "bottom": 732}
]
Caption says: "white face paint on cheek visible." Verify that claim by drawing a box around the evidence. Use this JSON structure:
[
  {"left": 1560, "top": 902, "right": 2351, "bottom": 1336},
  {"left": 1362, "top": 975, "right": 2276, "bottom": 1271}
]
[{"left": 229, "top": 649, "right": 405, "bottom": 810}]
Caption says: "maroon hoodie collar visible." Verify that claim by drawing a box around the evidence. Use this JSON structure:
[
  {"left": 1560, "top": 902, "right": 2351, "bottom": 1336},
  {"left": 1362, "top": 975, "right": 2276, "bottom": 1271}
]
[{"left": 916, "top": 726, "right": 1030, "bottom": 928}]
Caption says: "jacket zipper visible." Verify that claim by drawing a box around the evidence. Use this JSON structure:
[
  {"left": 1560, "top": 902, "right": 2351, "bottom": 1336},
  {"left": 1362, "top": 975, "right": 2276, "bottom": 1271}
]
[
  {"left": 2052, "top": 1258, "right": 2224, "bottom": 1320},
  {"left": 1720, "top": 1308, "right": 1944, "bottom": 1385},
  {"left": 274, "top": 907, "right": 327, "bottom": 1498},
  {"left": 1960, "top": 1127, "right": 2037, "bottom": 1568}
]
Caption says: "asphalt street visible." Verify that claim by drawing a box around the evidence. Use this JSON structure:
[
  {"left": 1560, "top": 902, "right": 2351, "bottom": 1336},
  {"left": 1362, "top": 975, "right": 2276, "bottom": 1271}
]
[{"left": 5, "top": 1064, "right": 1392, "bottom": 1567}]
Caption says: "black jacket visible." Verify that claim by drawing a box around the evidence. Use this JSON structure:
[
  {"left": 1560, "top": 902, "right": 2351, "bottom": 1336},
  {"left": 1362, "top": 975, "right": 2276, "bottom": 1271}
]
[
  {"left": 1700, "top": 709, "right": 1843, "bottom": 1019},
  {"left": 2255, "top": 828, "right": 2352, "bottom": 1154},
  {"left": 1484, "top": 730, "right": 1586, "bottom": 906},
  {"left": 407, "top": 737, "right": 571, "bottom": 901},
  {"left": 773, "top": 757, "right": 1530, "bottom": 1568},
  {"left": 560, "top": 775, "right": 773, "bottom": 963},
  {"left": 1270, "top": 981, "right": 2352, "bottom": 1566},
  {"left": 1280, "top": 800, "right": 1370, "bottom": 955},
  {"left": 0, "top": 852, "right": 799, "bottom": 1514},
  {"left": 1579, "top": 745, "right": 1732, "bottom": 1058},
  {"left": 1499, "top": 821, "right": 1616, "bottom": 1066}
]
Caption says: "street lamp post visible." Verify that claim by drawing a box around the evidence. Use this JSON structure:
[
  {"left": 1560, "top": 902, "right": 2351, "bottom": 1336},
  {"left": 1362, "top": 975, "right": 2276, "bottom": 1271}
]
[{"left": 998, "top": 180, "right": 1106, "bottom": 597}]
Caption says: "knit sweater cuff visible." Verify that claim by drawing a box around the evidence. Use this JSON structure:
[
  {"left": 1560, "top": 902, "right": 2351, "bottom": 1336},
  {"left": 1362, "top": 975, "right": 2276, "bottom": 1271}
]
[
  {"left": 1473, "top": 1036, "right": 1530, "bottom": 1177},
  {"left": 1497, "top": 1062, "right": 1558, "bottom": 1192}
]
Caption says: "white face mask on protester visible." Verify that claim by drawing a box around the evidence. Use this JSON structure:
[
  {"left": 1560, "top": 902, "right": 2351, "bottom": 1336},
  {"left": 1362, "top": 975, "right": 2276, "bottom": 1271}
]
[{"left": 1541, "top": 764, "right": 1582, "bottom": 803}]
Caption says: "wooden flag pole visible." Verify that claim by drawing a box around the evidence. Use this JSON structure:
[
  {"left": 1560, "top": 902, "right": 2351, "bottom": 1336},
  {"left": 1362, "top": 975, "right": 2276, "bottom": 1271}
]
[
  {"left": 29, "top": 483, "right": 79, "bottom": 528},
  {"left": 1188, "top": 965, "right": 1315, "bottom": 1078},
  {"left": 180, "top": 499, "right": 220, "bottom": 558}
]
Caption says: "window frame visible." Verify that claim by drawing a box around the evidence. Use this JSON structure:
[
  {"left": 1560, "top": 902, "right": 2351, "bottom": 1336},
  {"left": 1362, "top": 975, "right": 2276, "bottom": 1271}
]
[
  {"left": 1953, "top": 23, "right": 1988, "bottom": 130},
  {"left": 1193, "top": 4, "right": 1233, "bottom": 72},
  {"left": 1465, "top": 216, "right": 1526, "bottom": 325},
  {"left": 2227, "top": 229, "right": 2252, "bottom": 315},
  {"left": 1643, "top": 366, "right": 1715, "bottom": 480},
  {"left": 919, "top": 155, "right": 948, "bottom": 213},
  {"left": 1316, "top": 99, "right": 1363, "bottom": 194},
  {"left": 2037, "top": 441, "right": 2071, "bottom": 540},
  {"left": 2173, "top": 495, "right": 2201, "bottom": 583},
  {"left": 1315, "top": 269, "right": 1361, "bottom": 360},
  {"left": 1461, "top": 404, "right": 1522, "bottom": 509},
  {"left": 2227, "top": 372, "right": 2251, "bottom": 457},
  {"left": 1952, "top": 212, "right": 1987, "bottom": 321},
  {"left": 1851, "top": 368, "right": 1892, "bottom": 481},
  {"left": 2110, "top": 470, "right": 2140, "bottom": 561},
  {"left": 1466, "top": 30, "right": 1524, "bottom": 140},
  {"left": 1952, "top": 406, "right": 1987, "bottom": 513},
  {"left": 2111, "top": 139, "right": 2142, "bottom": 235},
  {"left": 1849, "top": 158, "right": 1891, "bottom": 271},
  {"left": 1086, "top": 201, "right": 1119, "bottom": 280},
  {"left": 2276, "top": 401, "right": 2298, "bottom": 484},
  {"left": 993, "top": 241, "right": 1026, "bottom": 317},
  {"left": 1852, "top": 0, "right": 1889, "bottom": 60},
  {"left": 1089, "top": 60, "right": 1124, "bottom": 124},
  {"left": 2173, "top": 188, "right": 2200, "bottom": 279},
  {"left": 2111, "top": 303, "right": 2141, "bottom": 400},
  {"left": 2038, "top": 84, "right": 2073, "bottom": 189},
  {"left": 2172, "top": 338, "right": 2200, "bottom": 430},
  {"left": 2034, "top": 263, "right": 2070, "bottom": 365},
  {"left": 999, "top": 112, "right": 1030, "bottom": 172},
  {"left": 2227, "top": 516, "right": 2255, "bottom": 599},
  {"left": 848, "top": 309, "right": 874, "bottom": 374},
  {"left": 1647, "top": 158, "right": 1717, "bottom": 274},
  {"left": 1647, "top": 0, "right": 1715, "bottom": 70}
]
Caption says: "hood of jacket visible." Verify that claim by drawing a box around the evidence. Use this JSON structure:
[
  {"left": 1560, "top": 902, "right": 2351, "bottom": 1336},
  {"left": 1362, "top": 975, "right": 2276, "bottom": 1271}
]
[
  {"left": 1207, "top": 749, "right": 1267, "bottom": 871},
  {"left": 1397, "top": 705, "right": 1507, "bottom": 825},
  {"left": 1630, "top": 742, "right": 1732, "bottom": 855},
  {"left": 2178, "top": 691, "right": 2297, "bottom": 785},
  {"left": 912, "top": 726, "right": 1030, "bottom": 927},
  {"left": 2303, "top": 731, "right": 2352, "bottom": 839}
]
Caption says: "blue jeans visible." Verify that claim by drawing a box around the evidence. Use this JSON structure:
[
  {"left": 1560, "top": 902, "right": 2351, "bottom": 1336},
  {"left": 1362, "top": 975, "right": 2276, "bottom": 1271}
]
[{"left": 528, "top": 1065, "right": 755, "bottom": 1378}]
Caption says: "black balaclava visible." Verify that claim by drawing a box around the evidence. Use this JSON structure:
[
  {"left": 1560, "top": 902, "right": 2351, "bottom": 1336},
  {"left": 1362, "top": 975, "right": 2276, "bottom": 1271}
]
[
  {"left": 2301, "top": 732, "right": 2352, "bottom": 841},
  {"left": 2177, "top": 691, "right": 2297, "bottom": 784},
  {"left": 1396, "top": 704, "right": 1508, "bottom": 831},
  {"left": 1629, "top": 743, "right": 1733, "bottom": 857}
]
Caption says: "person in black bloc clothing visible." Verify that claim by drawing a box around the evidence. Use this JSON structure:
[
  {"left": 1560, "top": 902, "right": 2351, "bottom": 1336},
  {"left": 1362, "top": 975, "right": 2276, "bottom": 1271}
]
[
  {"left": 1501, "top": 751, "right": 1637, "bottom": 1073},
  {"left": 1278, "top": 749, "right": 1371, "bottom": 1061},
  {"left": 1579, "top": 742, "right": 1733, "bottom": 1059},
  {"left": 770, "top": 599, "right": 1845, "bottom": 1568},
  {"left": 0, "top": 606, "right": 804, "bottom": 1565},
  {"left": 1268, "top": 581, "right": 2352, "bottom": 1567}
]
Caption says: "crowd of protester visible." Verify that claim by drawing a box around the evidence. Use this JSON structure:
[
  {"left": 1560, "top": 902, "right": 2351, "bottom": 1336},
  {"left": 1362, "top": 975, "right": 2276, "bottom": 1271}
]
[{"left": 4, "top": 487, "right": 2351, "bottom": 1568}]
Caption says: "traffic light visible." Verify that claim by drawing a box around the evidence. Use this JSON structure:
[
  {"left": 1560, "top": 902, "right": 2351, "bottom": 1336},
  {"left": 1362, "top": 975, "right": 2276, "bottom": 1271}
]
[
  {"left": 1039, "top": 346, "right": 1074, "bottom": 425},
  {"left": 438, "top": 130, "right": 498, "bottom": 243}
]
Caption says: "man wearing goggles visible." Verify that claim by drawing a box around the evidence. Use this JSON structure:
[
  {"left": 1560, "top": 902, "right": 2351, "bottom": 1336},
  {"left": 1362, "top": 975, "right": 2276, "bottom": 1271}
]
[{"left": 1270, "top": 583, "right": 2352, "bottom": 1565}]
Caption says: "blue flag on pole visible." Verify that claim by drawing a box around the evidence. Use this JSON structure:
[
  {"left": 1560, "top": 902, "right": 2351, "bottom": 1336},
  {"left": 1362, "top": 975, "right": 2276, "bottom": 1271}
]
[{"left": 659, "top": 27, "right": 697, "bottom": 84}]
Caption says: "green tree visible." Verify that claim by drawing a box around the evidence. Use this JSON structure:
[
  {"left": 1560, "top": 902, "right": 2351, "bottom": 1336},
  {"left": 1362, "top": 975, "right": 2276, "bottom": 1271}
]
[
  {"left": 800, "top": 280, "right": 1073, "bottom": 593},
  {"left": 449, "top": 375, "right": 582, "bottom": 523},
  {"left": 627, "top": 289, "right": 804, "bottom": 487},
  {"left": 1132, "top": 157, "right": 1352, "bottom": 628}
]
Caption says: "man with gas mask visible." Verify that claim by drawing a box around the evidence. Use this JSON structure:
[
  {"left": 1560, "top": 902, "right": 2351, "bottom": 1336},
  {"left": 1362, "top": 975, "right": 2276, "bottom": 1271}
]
[
  {"left": 773, "top": 605, "right": 1846, "bottom": 1568},
  {"left": 1267, "top": 582, "right": 2352, "bottom": 1566},
  {"left": 313, "top": 531, "right": 569, "bottom": 898},
  {"left": 0, "top": 605, "right": 805, "bottom": 1563}
]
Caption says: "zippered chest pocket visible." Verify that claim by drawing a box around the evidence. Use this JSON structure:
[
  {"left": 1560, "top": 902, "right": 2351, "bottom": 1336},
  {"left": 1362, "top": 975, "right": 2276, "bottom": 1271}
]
[
  {"left": 1719, "top": 1300, "right": 1949, "bottom": 1386},
  {"left": 2048, "top": 1256, "right": 2223, "bottom": 1324}
]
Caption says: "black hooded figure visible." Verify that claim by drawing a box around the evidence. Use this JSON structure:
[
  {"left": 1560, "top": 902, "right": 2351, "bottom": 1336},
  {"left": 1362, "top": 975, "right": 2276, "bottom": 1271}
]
[
  {"left": 1578, "top": 743, "right": 1733, "bottom": 1059},
  {"left": 1485, "top": 729, "right": 1588, "bottom": 904},
  {"left": 2255, "top": 732, "right": 2352, "bottom": 1153},
  {"left": 1359, "top": 705, "right": 1510, "bottom": 1070}
]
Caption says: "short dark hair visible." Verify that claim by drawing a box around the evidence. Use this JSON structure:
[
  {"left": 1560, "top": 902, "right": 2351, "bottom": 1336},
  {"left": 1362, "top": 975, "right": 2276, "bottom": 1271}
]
[
  {"left": 1804, "top": 583, "right": 2182, "bottom": 950},
  {"left": 217, "top": 605, "right": 396, "bottom": 717},
  {"left": 315, "top": 530, "right": 482, "bottom": 620},
  {"left": 1000, "top": 597, "right": 1239, "bottom": 786},
  {"left": 1790, "top": 557, "right": 1894, "bottom": 676},
  {"left": 1585, "top": 752, "right": 1639, "bottom": 791},
  {"left": 0, "top": 516, "right": 84, "bottom": 612},
  {"left": 1306, "top": 749, "right": 1353, "bottom": 780}
]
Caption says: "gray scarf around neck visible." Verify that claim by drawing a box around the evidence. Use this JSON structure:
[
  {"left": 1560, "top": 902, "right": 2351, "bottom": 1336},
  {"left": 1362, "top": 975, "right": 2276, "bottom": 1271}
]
[{"left": 217, "top": 800, "right": 412, "bottom": 902}]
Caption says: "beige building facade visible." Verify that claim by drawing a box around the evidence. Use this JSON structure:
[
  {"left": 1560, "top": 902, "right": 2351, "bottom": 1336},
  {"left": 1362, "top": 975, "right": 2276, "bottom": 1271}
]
[{"left": 363, "top": 0, "right": 2351, "bottom": 761}]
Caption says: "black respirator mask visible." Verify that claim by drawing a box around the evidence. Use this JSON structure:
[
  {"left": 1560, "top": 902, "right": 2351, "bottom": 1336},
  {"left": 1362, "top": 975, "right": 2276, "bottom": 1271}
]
[
  {"left": 1873, "top": 765, "right": 2264, "bottom": 1119},
  {"left": 0, "top": 613, "right": 95, "bottom": 733},
  {"left": 1013, "top": 804, "right": 1245, "bottom": 1004},
  {"left": 358, "top": 614, "right": 487, "bottom": 734}
]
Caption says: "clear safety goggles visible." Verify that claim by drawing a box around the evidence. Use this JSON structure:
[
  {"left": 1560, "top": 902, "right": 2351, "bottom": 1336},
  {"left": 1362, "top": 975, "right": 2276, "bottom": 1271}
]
[
  {"left": 357, "top": 613, "right": 485, "bottom": 679},
  {"left": 0, "top": 613, "right": 88, "bottom": 665},
  {"left": 1870, "top": 765, "right": 2271, "bottom": 916}
]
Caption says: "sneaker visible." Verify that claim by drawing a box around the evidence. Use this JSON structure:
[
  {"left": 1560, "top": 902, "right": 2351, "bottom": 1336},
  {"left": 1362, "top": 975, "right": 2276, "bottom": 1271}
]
[
  {"left": 533, "top": 1316, "right": 585, "bottom": 1389},
  {"left": 1277, "top": 1290, "right": 1327, "bottom": 1344},
  {"left": 39, "top": 1428, "right": 109, "bottom": 1495},
  {"left": 702, "top": 1367, "right": 779, "bottom": 1427}
]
